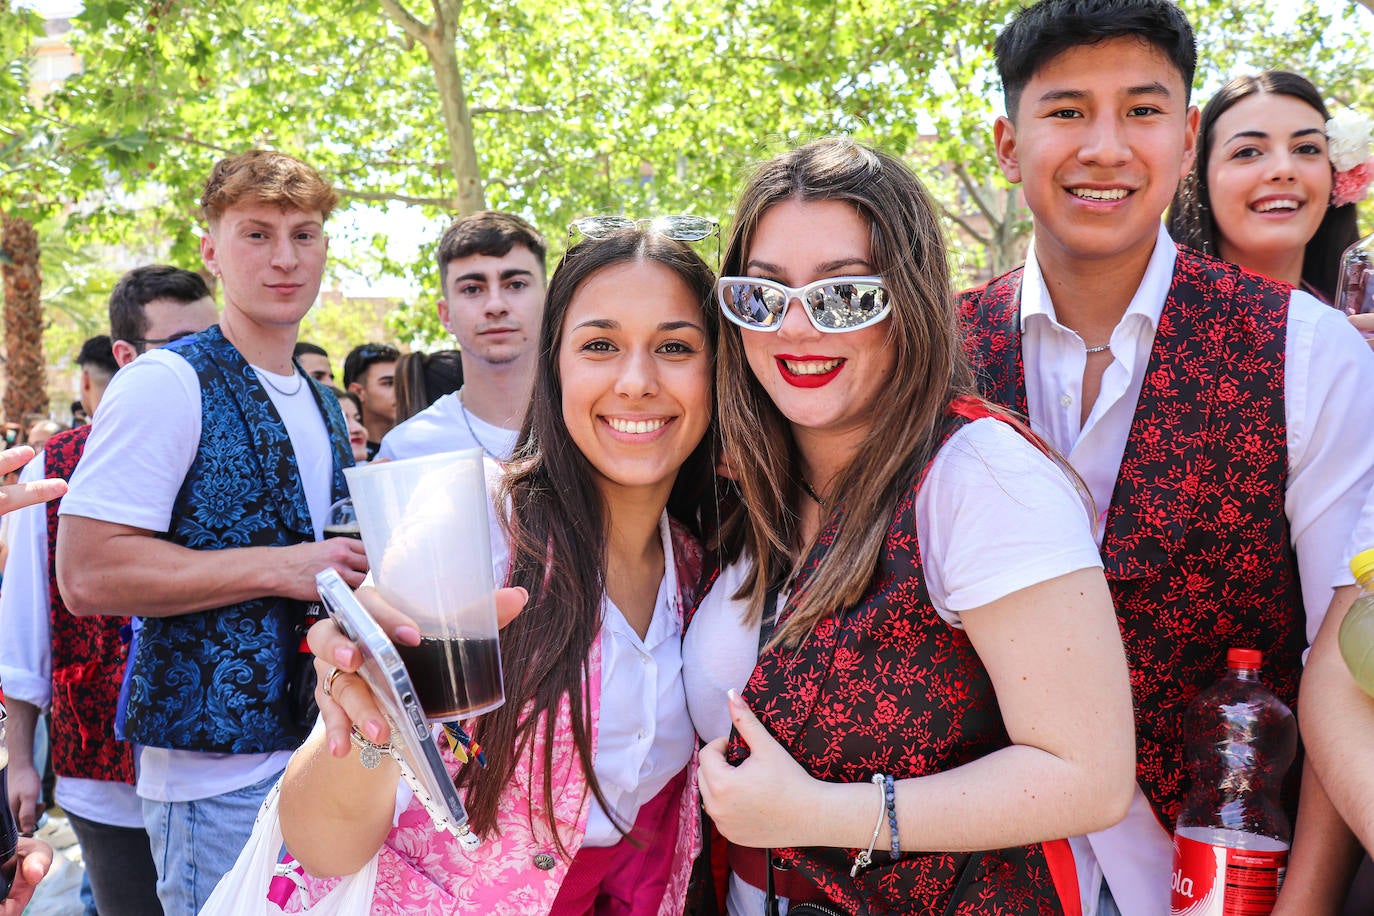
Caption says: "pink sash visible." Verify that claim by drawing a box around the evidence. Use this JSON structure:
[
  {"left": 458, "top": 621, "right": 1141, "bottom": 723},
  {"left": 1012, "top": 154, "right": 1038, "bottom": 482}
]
[{"left": 549, "top": 767, "right": 688, "bottom": 916}]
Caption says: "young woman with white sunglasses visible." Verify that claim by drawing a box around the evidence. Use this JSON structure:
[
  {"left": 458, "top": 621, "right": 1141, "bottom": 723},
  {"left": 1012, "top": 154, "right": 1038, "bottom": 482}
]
[{"left": 685, "top": 138, "right": 1135, "bottom": 915}]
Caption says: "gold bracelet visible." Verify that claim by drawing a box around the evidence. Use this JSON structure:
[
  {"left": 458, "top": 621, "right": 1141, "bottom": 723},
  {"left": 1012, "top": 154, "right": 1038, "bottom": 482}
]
[
  {"left": 349, "top": 726, "right": 394, "bottom": 770},
  {"left": 850, "top": 774, "right": 887, "bottom": 876}
]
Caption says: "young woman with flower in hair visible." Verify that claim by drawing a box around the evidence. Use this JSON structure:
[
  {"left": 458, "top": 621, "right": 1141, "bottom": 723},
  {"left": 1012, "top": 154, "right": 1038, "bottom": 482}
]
[{"left": 1168, "top": 70, "right": 1369, "bottom": 307}]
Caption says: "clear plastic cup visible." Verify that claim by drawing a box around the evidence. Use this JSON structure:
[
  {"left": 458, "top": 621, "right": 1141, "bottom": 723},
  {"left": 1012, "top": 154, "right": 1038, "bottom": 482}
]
[{"left": 344, "top": 448, "right": 504, "bottom": 719}]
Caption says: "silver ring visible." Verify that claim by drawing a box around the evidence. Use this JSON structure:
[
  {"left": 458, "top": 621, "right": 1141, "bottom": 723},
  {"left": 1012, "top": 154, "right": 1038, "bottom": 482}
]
[{"left": 323, "top": 666, "right": 343, "bottom": 700}]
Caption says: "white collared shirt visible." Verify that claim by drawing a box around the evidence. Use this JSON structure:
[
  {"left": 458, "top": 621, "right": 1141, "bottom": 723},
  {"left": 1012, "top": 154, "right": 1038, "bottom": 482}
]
[
  {"left": 1019, "top": 226, "right": 1374, "bottom": 916},
  {"left": 486, "top": 490, "right": 695, "bottom": 847}
]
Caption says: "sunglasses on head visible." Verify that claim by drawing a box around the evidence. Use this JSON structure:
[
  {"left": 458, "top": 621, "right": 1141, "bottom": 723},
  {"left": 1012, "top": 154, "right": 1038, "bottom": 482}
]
[
  {"left": 568, "top": 215, "right": 720, "bottom": 265},
  {"left": 716, "top": 276, "right": 890, "bottom": 333}
]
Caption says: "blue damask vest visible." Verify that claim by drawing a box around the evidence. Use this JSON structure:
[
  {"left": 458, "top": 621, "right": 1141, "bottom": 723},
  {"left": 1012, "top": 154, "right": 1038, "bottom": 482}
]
[{"left": 121, "top": 325, "right": 352, "bottom": 753}]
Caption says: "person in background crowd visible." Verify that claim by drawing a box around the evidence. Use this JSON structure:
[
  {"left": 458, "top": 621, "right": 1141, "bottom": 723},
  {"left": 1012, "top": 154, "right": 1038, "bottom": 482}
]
[
  {"left": 1168, "top": 70, "right": 1362, "bottom": 305},
  {"left": 332, "top": 387, "right": 369, "bottom": 464},
  {"left": 56, "top": 151, "right": 368, "bottom": 916},
  {"left": 72, "top": 337, "right": 118, "bottom": 422},
  {"left": 69, "top": 401, "right": 88, "bottom": 427},
  {"left": 393, "top": 349, "right": 463, "bottom": 424},
  {"left": 2, "top": 270, "right": 217, "bottom": 916},
  {"left": 0, "top": 442, "right": 78, "bottom": 914},
  {"left": 293, "top": 341, "right": 334, "bottom": 385},
  {"left": 959, "top": 1, "right": 1374, "bottom": 912},
  {"left": 343, "top": 342, "right": 398, "bottom": 458},
  {"left": 25, "top": 421, "right": 65, "bottom": 452},
  {"left": 279, "top": 227, "right": 717, "bottom": 913},
  {"left": 377, "top": 211, "right": 546, "bottom": 462}
]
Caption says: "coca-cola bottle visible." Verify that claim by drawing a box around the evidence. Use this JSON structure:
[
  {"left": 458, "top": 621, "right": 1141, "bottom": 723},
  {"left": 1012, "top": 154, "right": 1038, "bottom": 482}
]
[
  {"left": 1338, "top": 548, "right": 1374, "bottom": 695},
  {"left": 1335, "top": 231, "right": 1374, "bottom": 316},
  {"left": 1170, "top": 649, "right": 1296, "bottom": 916},
  {"left": 1, "top": 702, "right": 19, "bottom": 899}
]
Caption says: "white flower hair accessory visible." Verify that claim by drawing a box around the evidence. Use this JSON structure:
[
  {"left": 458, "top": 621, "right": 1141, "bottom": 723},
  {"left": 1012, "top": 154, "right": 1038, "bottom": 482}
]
[{"left": 1327, "top": 110, "right": 1374, "bottom": 207}]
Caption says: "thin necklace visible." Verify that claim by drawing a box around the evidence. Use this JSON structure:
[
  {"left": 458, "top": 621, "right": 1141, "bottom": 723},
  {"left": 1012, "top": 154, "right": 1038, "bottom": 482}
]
[
  {"left": 1084, "top": 343, "right": 1111, "bottom": 354},
  {"left": 799, "top": 477, "right": 824, "bottom": 504},
  {"left": 458, "top": 390, "right": 501, "bottom": 460},
  {"left": 257, "top": 367, "right": 305, "bottom": 396}
]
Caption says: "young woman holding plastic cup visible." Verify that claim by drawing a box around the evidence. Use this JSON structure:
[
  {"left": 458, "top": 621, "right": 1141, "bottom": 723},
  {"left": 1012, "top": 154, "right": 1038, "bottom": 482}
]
[
  {"left": 278, "top": 228, "right": 719, "bottom": 914},
  {"left": 686, "top": 138, "right": 1134, "bottom": 913}
]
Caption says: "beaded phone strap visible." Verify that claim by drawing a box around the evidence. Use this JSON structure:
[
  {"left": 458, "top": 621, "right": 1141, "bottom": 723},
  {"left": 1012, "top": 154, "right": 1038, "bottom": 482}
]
[{"left": 380, "top": 714, "right": 481, "bottom": 850}]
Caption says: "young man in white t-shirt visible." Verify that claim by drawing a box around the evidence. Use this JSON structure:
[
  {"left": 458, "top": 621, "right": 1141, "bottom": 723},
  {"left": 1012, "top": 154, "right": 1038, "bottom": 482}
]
[
  {"left": 377, "top": 211, "right": 547, "bottom": 462},
  {"left": 56, "top": 150, "right": 369, "bottom": 916},
  {"left": 1, "top": 268, "right": 217, "bottom": 916}
]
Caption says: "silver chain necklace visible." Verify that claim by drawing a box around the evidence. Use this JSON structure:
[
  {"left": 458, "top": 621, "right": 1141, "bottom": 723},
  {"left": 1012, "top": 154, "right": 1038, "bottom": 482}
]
[
  {"left": 257, "top": 367, "right": 305, "bottom": 397},
  {"left": 1084, "top": 344, "right": 1111, "bottom": 354},
  {"left": 458, "top": 390, "right": 501, "bottom": 459}
]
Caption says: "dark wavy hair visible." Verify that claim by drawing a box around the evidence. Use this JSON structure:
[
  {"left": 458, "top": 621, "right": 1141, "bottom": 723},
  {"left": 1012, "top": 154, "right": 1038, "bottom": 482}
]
[
  {"left": 995, "top": 0, "right": 1196, "bottom": 119},
  {"left": 455, "top": 228, "right": 718, "bottom": 850},
  {"left": 1167, "top": 70, "right": 1360, "bottom": 303}
]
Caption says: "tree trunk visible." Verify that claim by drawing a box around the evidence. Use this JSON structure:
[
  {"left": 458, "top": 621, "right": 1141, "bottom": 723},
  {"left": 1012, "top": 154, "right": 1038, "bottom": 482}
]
[
  {"left": 377, "top": 0, "right": 486, "bottom": 214},
  {"left": 1, "top": 214, "right": 49, "bottom": 427}
]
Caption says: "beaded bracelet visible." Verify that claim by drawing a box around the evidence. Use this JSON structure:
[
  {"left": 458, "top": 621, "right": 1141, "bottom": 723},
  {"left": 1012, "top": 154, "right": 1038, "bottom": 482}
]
[
  {"left": 850, "top": 774, "right": 888, "bottom": 877},
  {"left": 883, "top": 773, "right": 901, "bottom": 860}
]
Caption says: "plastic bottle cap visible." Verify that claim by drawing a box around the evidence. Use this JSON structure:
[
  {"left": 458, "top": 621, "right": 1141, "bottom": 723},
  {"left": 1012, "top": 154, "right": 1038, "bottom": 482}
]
[
  {"left": 1351, "top": 548, "right": 1374, "bottom": 585},
  {"left": 1228, "top": 647, "right": 1262, "bottom": 670}
]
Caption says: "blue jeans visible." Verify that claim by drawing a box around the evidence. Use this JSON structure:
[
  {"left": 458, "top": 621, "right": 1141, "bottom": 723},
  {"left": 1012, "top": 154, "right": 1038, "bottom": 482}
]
[
  {"left": 1097, "top": 880, "right": 1124, "bottom": 916},
  {"left": 142, "top": 770, "right": 282, "bottom": 916}
]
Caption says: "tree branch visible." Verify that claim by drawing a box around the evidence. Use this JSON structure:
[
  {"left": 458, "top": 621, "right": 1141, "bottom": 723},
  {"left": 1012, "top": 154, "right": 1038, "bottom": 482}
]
[
  {"left": 377, "top": 0, "right": 430, "bottom": 44},
  {"left": 483, "top": 163, "right": 553, "bottom": 192},
  {"left": 337, "top": 188, "right": 460, "bottom": 208},
  {"left": 469, "top": 105, "right": 551, "bottom": 116},
  {"left": 937, "top": 200, "right": 990, "bottom": 246},
  {"left": 953, "top": 161, "right": 1000, "bottom": 226}
]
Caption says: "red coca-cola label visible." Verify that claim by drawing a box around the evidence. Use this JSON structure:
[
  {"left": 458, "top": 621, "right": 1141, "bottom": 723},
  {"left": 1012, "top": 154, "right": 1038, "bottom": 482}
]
[{"left": 1170, "top": 832, "right": 1287, "bottom": 916}]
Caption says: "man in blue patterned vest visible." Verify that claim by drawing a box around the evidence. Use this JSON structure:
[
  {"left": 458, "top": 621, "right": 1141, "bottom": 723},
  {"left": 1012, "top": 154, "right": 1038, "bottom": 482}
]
[{"left": 57, "top": 150, "right": 369, "bottom": 916}]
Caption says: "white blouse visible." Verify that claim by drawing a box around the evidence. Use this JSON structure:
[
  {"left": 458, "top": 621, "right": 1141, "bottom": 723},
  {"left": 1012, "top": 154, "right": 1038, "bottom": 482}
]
[{"left": 487, "top": 487, "right": 695, "bottom": 847}]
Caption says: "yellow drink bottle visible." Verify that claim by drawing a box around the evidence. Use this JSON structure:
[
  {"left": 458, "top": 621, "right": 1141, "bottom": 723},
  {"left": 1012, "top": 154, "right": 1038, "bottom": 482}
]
[{"left": 1339, "top": 548, "right": 1374, "bottom": 694}]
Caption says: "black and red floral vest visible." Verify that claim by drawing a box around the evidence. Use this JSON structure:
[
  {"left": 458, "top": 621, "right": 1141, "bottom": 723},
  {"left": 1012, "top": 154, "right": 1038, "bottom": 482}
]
[
  {"left": 725, "top": 397, "right": 1076, "bottom": 916},
  {"left": 44, "top": 424, "right": 135, "bottom": 784},
  {"left": 956, "top": 247, "right": 1306, "bottom": 832}
]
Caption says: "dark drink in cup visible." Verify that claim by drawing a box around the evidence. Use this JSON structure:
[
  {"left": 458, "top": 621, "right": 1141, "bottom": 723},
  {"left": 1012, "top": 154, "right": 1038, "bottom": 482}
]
[
  {"left": 323, "top": 523, "right": 362, "bottom": 540},
  {"left": 346, "top": 450, "right": 506, "bottom": 721},
  {"left": 396, "top": 636, "right": 504, "bottom": 719}
]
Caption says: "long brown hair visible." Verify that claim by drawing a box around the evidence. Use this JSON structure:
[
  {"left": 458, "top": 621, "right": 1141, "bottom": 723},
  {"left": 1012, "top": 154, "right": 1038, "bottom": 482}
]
[
  {"left": 393, "top": 349, "right": 463, "bottom": 422},
  {"left": 716, "top": 138, "right": 977, "bottom": 647},
  {"left": 455, "top": 228, "right": 718, "bottom": 848},
  {"left": 1168, "top": 70, "right": 1360, "bottom": 303}
]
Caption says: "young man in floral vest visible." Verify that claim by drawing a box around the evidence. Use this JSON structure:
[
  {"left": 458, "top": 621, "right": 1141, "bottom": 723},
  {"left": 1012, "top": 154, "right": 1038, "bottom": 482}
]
[
  {"left": 957, "top": 2, "right": 1374, "bottom": 914},
  {"left": 56, "top": 151, "right": 369, "bottom": 916},
  {"left": 0, "top": 268, "right": 217, "bottom": 916}
]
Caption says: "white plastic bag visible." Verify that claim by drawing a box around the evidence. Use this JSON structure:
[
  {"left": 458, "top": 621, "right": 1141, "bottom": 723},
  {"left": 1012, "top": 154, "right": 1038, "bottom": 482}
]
[{"left": 199, "top": 777, "right": 378, "bottom": 915}]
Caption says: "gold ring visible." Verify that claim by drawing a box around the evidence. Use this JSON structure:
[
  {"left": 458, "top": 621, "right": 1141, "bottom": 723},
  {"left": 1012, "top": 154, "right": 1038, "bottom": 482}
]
[{"left": 323, "top": 666, "right": 343, "bottom": 700}]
